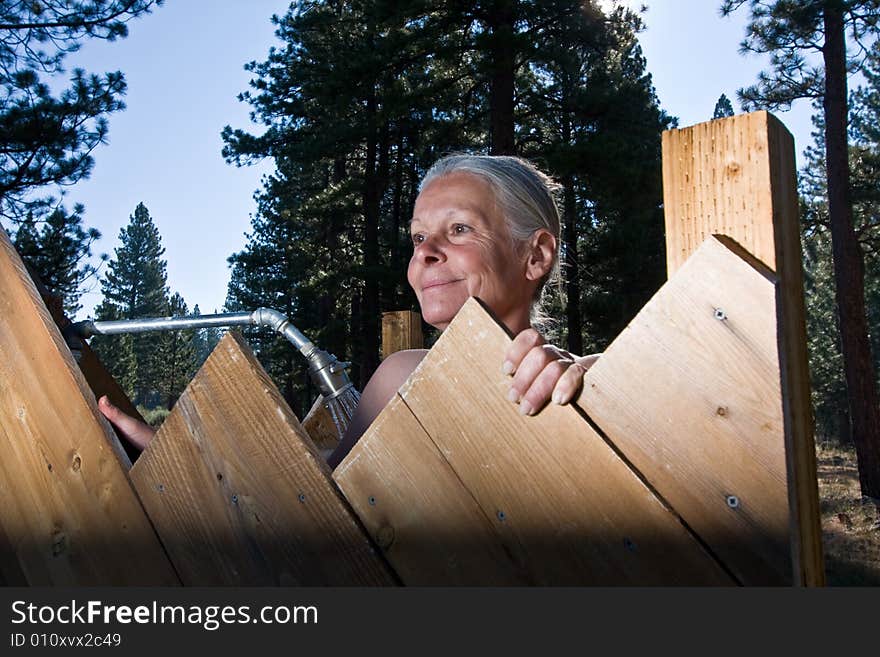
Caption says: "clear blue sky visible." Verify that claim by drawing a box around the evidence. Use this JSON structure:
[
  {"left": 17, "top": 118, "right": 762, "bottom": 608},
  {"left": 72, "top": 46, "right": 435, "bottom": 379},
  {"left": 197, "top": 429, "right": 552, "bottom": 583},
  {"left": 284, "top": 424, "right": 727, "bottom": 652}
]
[{"left": 64, "top": 0, "right": 819, "bottom": 321}]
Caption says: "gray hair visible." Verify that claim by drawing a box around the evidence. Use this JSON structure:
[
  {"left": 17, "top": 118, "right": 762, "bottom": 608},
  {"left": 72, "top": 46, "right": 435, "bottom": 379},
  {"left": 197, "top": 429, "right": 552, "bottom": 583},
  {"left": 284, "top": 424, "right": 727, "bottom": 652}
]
[{"left": 420, "top": 154, "right": 563, "bottom": 329}]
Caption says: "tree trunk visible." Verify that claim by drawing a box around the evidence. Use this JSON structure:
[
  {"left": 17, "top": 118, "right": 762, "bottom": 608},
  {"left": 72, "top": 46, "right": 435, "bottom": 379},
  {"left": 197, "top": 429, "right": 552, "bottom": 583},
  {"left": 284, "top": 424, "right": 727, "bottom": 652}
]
[
  {"left": 487, "top": 0, "right": 516, "bottom": 155},
  {"left": 390, "top": 127, "right": 405, "bottom": 302},
  {"left": 562, "top": 173, "right": 582, "bottom": 354},
  {"left": 361, "top": 89, "right": 381, "bottom": 388},
  {"left": 823, "top": 6, "right": 880, "bottom": 497}
]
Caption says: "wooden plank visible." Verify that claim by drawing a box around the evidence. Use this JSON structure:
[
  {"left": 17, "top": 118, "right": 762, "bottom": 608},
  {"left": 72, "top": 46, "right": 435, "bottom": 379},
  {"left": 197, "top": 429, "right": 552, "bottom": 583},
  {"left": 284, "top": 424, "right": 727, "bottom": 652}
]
[
  {"left": 335, "top": 394, "right": 531, "bottom": 584},
  {"left": 33, "top": 278, "right": 145, "bottom": 465},
  {"left": 382, "top": 310, "right": 424, "bottom": 359},
  {"left": 576, "top": 236, "right": 794, "bottom": 585},
  {"left": 662, "top": 111, "right": 778, "bottom": 276},
  {"left": 662, "top": 111, "right": 823, "bottom": 585},
  {"left": 766, "top": 118, "right": 824, "bottom": 586},
  {"left": 340, "top": 298, "right": 733, "bottom": 585},
  {"left": 129, "top": 331, "right": 396, "bottom": 586},
  {"left": 302, "top": 395, "right": 341, "bottom": 459},
  {"left": 0, "top": 229, "right": 180, "bottom": 585}
]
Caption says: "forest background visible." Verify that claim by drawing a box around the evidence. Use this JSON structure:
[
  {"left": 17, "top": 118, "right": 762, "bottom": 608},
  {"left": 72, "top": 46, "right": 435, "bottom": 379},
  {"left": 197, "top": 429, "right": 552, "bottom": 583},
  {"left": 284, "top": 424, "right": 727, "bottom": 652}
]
[{"left": 2, "top": 0, "right": 879, "bottom": 530}]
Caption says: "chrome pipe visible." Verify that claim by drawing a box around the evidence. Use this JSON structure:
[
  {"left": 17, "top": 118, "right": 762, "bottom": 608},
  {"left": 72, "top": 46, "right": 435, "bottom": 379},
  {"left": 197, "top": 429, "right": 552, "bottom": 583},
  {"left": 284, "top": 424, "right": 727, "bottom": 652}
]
[{"left": 72, "top": 308, "right": 355, "bottom": 400}]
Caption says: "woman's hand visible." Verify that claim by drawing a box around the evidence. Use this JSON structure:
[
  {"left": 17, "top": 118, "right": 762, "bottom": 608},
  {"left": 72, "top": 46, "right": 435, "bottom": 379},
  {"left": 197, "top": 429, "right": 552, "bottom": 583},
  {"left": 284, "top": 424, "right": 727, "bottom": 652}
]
[
  {"left": 502, "top": 329, "right": 599, "bottom": 416},
  {"left": 97, "top": 395, "right": 156, "bottom": 451}
]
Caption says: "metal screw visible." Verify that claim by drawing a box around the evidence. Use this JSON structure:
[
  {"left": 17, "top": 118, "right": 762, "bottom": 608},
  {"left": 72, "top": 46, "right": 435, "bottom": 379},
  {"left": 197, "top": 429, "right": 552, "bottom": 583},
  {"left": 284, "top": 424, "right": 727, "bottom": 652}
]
[
  {"left": 726, "top": 495, "right": 740, "bottom": 509},
  {"left": 497, "top": 510, "right": 506, "bottom": 522},
  {"left": 157, "top": 484, "right": 165, "bottom": 493},
  {"left": 368, "top": 496, "right": 376, "bottom": 506},
  {"left": 298, "top": 493, "right": 306, "bottom": 503},
  {"left": 623, "top": 537, "right": 637, "bottom": 552},
  {"left": 231, "top": 494, "right": 239, "bottom": 505},
  {"left": 714, "top": 308, "right": 727, "bottom": 321}
]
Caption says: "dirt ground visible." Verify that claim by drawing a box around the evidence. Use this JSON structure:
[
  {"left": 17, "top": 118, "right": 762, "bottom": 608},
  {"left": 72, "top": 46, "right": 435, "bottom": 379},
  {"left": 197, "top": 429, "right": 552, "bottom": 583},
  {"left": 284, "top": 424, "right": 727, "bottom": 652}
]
[{"left": 815, "top": 442, "right": 880, "bottom": 586}]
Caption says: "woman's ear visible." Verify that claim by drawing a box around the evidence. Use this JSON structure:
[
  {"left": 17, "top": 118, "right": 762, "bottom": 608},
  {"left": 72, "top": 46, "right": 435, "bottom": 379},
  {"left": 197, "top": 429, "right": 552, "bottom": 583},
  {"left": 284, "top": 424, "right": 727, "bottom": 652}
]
[{"left": 525, "top": 229, "right": 557, "bottom": 281}]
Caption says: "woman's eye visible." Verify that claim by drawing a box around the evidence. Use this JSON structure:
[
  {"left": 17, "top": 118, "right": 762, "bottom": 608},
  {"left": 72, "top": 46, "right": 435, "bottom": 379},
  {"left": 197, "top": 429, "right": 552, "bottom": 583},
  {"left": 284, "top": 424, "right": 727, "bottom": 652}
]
[
  {"left": 411, "top": 233, "right": 424, "bottom": 245},
  {"left": 452, "top": 223, "right": 470, "bottom": 235}
]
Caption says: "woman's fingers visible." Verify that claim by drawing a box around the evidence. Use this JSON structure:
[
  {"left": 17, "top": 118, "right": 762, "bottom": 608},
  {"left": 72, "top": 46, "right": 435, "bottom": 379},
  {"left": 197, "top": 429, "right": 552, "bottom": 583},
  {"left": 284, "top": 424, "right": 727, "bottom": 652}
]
[
  {"left": 502, "top": 328, "right": 545, "bottom": 375},
  {"left": 503, "top": 339, "right": 600, "bottom": 416},
  {"left": 98, "top": 395, "right": 156, "bottom": 451},
  {"left": 506, "top": 343, "right": 570, "bottom": 414}
]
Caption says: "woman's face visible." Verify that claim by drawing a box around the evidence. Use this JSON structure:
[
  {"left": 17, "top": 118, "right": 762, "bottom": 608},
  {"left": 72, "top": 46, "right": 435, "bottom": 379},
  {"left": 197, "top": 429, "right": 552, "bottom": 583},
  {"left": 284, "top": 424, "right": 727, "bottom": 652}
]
[{"left": 407, "top": 172, "right": 535, "bottom": 332}]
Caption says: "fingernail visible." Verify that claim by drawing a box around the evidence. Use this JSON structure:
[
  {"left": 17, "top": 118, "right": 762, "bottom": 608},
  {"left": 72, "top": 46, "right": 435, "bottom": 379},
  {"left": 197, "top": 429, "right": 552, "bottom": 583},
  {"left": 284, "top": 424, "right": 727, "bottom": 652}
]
[
  {"left": 502, "top": 360, "right": 515, "bottom": 375},
  {"left": 507, "top": 388, "right": 520, "bottom": 403},
  {"left": 518, "top": 400, "right": 533, "bottom": 416},
  {"left": 552, "top": 391, "right": 563, "bottom": 405}
]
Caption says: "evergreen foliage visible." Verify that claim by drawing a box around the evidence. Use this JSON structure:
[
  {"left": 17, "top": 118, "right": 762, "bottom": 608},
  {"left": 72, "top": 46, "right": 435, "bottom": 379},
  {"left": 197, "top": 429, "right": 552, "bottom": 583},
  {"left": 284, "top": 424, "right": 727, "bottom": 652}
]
[
  {"left": 155, "top": 292, "right": 198, "bottom": 409},
  {"left": 801, "top": 42, "right": 880, "bottom": 446},
  {"left": 713, "top": 93, "right": 735, "bottom": 118},
  {"left": 1, "top": 1, "right": 162, "bottom": 318},
  {"left": 92, "top": 202, "right": 168, "bottom": 406},
  {"left": 0, "top": 0, "right": 163, "bottom": 222},
  {"left": 89, "top": 299, "right": 137, "bottom": 398},
  {"left": 223, "top": 0, "right": 672, "bottom": 416},
  {"left": 11, "top": 203, "right": 105, "bottom": 315}
]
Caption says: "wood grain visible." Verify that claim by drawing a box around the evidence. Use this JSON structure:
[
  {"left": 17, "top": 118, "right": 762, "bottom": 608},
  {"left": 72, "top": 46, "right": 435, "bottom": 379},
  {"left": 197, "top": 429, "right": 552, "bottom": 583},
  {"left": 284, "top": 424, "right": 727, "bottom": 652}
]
[
  {"left": 129, "top": 331, "right": 395, "bottom": 586},
  {"left": 302, "top": 395, "right": 341, "bottom": 459},
  {"left": 339, "top": 298, "right": 733, "bottom": 585},
  {"left": 0, "top": 229, "right": 179, "bottom": 585},
  {"left": 33, "top": 277, "right": 145, "bottom": 465},
  {"left": 382, "top": 311, "right": 424, "bottom": 359},
  {"left": 662, "top": 111, "right": 778, "bottom": 276},
  {"left": 662, "top": 111, "right": 823, "bottom": 585},
  {"left": 577, "top": 236, "right": 791, "bottom": 584},
  {"left": 335, "top": 393, "right": 531, "bottom": 584}
]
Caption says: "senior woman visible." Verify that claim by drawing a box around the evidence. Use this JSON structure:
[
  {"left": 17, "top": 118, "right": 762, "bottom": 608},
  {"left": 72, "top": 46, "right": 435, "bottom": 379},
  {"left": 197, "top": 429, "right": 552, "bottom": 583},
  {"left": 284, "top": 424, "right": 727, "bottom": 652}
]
[{"left": 98, "top": 154, "right": 597, "bottom": 464}]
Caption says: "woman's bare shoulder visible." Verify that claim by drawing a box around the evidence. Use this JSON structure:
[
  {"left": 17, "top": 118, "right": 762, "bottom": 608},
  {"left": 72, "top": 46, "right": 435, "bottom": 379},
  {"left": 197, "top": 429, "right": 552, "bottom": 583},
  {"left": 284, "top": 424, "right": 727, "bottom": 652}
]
[{"left": 368, "top": 348, "right": 428, "bottom": 398}]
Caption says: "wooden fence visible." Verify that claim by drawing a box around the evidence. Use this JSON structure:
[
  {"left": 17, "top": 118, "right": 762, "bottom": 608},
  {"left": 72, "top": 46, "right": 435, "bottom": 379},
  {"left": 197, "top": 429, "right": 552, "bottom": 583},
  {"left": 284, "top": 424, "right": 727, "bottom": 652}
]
[{"left": 0, "top": 111, "right": 823, "bottom": 585}]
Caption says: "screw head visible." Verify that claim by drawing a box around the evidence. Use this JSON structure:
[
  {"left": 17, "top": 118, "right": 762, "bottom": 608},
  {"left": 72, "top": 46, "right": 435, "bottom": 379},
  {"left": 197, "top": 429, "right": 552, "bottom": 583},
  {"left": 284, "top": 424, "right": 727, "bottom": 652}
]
[
  {"left": 726, "top": 495, "right": 740, "bottom": 509},
  {"left": 368, "top": 496, "right": 376, "bottom": 506},
  {"left": 231, "top": 494, "right": 239, "bottom": 505},
  {"left": 298, "top": 493, "right": 306, "bottom": 503},
  {"left": 714, "top": 308, "right": 727, "bottom": 321},
  {"left": 496, "top": 510, "right": 506, "bottom": 522}
]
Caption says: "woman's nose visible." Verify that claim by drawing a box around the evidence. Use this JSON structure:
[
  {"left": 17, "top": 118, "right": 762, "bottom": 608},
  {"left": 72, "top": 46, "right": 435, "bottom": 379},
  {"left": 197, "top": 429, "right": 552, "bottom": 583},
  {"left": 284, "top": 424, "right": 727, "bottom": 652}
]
[{"left": 416, "top": 233, "right": 446, "bottom": 263}]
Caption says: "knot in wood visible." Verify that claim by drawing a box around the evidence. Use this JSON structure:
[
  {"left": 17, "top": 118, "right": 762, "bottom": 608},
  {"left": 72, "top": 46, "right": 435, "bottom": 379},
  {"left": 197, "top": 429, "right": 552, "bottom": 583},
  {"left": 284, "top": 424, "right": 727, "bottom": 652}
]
[{"left": 376, "top": 525, "right": 395, "bottom": 549}]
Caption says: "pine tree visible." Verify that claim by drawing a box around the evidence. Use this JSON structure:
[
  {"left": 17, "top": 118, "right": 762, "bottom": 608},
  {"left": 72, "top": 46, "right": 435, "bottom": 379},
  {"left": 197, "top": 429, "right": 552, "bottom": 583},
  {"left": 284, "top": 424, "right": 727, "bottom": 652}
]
[
  {"left": 94, "top": 202, "right": 169, "bottom": 406},
  {"left": 12, "top": 205, "right": 105, "bottom": 316},
  {"left": 190, "top": 304, "right": 221, "bottom": 365},
  {"left": 722, "top": 0, "right": 880, "bottom": 498},
  {"left": 713, "top": 93, "right": 735, "bottom": 118},
  {"left": 89, "top": 300, "right": 137, "bottom": 399},
  {"left": 0, "top": 1, "right": 163, "bottom": 223},
  {"left": 155, "top": 292, "right": 198, "bottom": 409},
  {"left": 801, "top": 41, "right": 880, "bottom": 448}
]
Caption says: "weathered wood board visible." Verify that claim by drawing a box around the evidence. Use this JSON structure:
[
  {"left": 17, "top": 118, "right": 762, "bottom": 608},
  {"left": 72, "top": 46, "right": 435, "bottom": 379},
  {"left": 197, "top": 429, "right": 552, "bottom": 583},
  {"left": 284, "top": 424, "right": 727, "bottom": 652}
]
[
  {"left": 382, "top": 310, "right": 424, "bottom": 359},
  {"left": 662, "top": 111, "right": 823, "bottom": 585},
  {"left": 33, "top": 279, "right": 145, "bottom": 465},
  {"left": 302, "top": 395, "right": 341, "bottom": 459},
  {"left": 576, "top": 235, "right": 790, "bottom": 585},
  {"left": 336, "top": 298, "right": 734, "bottom": 585},
  {"left": 0, "top": 229, "right": 180, "bottom": 585},
  {"left": 662, "top": 111, "right": 780, "bottom": 276},
  {"left": 129, "top": 331, "right": 395, "bottom": 586},
  {"left": 334, "top": 394, "right": 534, "bottom": 585}
]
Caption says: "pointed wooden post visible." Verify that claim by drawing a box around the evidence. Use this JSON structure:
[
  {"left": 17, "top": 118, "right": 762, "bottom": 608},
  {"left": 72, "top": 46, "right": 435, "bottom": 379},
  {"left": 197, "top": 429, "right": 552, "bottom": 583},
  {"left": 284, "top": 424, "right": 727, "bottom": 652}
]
[
  {"left": 381, "top": 311, "right": 424, "bottom": 359},
  {"left": 661, "top": 111, "right": 824, "bottom": 586}
]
